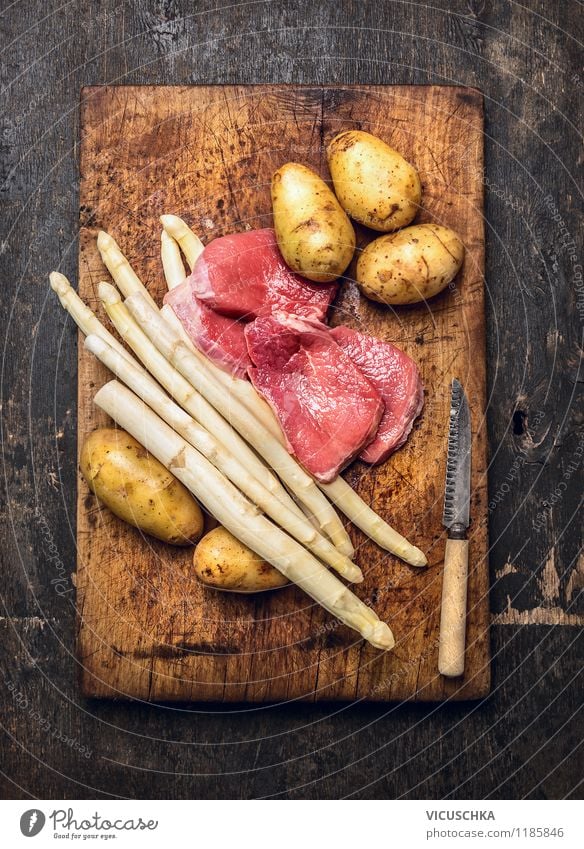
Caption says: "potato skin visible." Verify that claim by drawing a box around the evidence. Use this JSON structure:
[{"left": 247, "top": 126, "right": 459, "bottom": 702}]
[
  {"left": 356, "top": 224, "right": 465, "bottom": 305},
  {"left": 327, "top": 130, "right": 421, "bottom": 232},
  {"left": 272, "top": 162, "right": 355, "bottom": 282},
  {"left": 193, "top": 527, "right": 290, "bottom": 593},
  {"left": 80, "top": 428, "right": 203, "bottom": 545}
]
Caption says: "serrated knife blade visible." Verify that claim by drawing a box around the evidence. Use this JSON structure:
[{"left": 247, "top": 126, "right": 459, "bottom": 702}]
[
  {"left": 442, "top": 378, "right": 471, "bottom": 533},
  {"left": 438, "top": 378, "right": 472, "bottom": 678}
]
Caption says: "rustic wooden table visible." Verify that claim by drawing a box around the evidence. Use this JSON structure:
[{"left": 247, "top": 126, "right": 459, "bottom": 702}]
[{"left": 1, "top": 0, "right": 581, "bottom": 799}]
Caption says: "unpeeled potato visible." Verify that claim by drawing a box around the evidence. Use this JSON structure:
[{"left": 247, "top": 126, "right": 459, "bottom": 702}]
[
  {"left": 80, "top": 428, "right": 203, "bottom": 545},
  {"left": 193, "top": 527, "right": 290, "bottom": 593},
  {"left": 271, "top": 162, "right": 355, "bottom": 282},
  {"left": 327, "top": 130, "right": 421, "bottom": 232},
  {"left": 356, "top": 223, "right": 465, "bottom": 305}
]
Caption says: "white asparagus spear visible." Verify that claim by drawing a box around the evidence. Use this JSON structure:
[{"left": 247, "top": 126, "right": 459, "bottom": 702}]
[
  {"left": 94, "top": 380, "right": 394, "bottom": 650},
  {"left": 97, "top": 283, "right": 306, "bottom": 523},
  {"left": 160, "top": 214, "right": 204, "bottom": 268},
  {"left": 320, "top": 478, "right": 427, "bottom": 567},
  {"left": 97, "top": 231, "right": 159, "bottom": 310},
  {"left": 49, "top": 272, "right": 132, "bottom": 362},
  {"left": 85, "top": 333, "right": 361, "bottom": 583},
  {"left": 160, "top": 217, "right": 426, "bottom": 566},
  {"left": 125, "top": 291, "right": 354, "bottom": 555},
  {"left": 160, "top": 230, "right": 187, "bottom": 290}
]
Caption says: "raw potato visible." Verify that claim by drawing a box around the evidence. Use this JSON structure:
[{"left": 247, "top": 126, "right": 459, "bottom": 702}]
[
  {"left": 193, "top": 527, "right": 290, "bottom": 593},
  {"left": 80, "top": 428, "right": 203, "bottom": 545},
  {"left": 272, "top": 162, "right": 356, "bottom": 282},
  {"left": 356, "top": 224, "right": 465, "bottom": 305},
  {"left": 327, "top": 130, "right": 421, "bottom": 232}
]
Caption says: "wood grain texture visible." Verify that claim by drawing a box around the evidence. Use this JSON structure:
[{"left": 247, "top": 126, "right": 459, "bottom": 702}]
[{"left": 76, "top": 84, "right": 489, "bottom": 702}]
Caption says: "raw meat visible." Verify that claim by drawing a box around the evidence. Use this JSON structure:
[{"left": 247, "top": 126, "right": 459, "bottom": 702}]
[
  {"left": 164, "top": 280, "right": 251, "bottom": 380},
  {"left": 245, "top": 314, "right": 384, "bottom": 482},
  {"left": 186, "top": 229, "right": 337, "bottom": 321},
  {"left": 330, "top": 326, "right": 424, "bottom": 464}
]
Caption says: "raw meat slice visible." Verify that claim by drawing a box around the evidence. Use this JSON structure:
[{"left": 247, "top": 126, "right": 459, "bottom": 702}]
[
  {"left": 330, "top": 326, "right": 424, "bottom": 464},
  {"left": 187, "top": 229, "right": 337, "bottom": 321},
  {"left": 164, "top": 280, "right": 251, "bottom": 380},
  {"left": 245, "top": 314, "right": 384, "bottom": 482}
]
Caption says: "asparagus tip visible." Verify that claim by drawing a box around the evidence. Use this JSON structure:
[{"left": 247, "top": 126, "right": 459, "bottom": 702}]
[
  {"left": 407, "top": 547, "right": 428, "bottom": 568},
  {"left": 84, "top": 333, "right": 104, "bottom": 355},
  {"left": 160, "top": 214, "right": 184, "bottom": 237},
  {"left": 98, "top": 280, "right": 121, "bottom": 305},
  {"left": 366, "top": 621, "right": 395, "bottom": 651},
  {"left": 347, "top": 564, "right": 364, "bottom": 583},
  {"left": 97, "top": 230, "right": 114, "bottom": 251},
  {"left": 49, "top": 271, "right": 69, "bottom": 294}
]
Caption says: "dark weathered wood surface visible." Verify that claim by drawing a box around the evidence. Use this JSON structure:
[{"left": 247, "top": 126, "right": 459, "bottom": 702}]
[
  {"left": 77, "top": 83, "right": 488, "bottom": 703},
  {"left": 1, "top": 0, "right": 581, "bottom": 798}
]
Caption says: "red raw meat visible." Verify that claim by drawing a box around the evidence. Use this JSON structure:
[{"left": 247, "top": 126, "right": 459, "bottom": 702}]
[
  {"left": 330, "top": 326, "right": 424, "bottom": 464},
  {"left": 245, "top": 314, "right": 384, "bottom": 482},
  {"left": 186, "top": 229, "right": 337, "bottom": 321},
  {"left": 164, "top": 281, "right": 251, "bottom": 380}
]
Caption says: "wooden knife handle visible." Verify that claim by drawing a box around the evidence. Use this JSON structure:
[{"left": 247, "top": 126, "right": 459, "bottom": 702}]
[{"left": 438, "top": 537, "right": 469, "bottom": 677}]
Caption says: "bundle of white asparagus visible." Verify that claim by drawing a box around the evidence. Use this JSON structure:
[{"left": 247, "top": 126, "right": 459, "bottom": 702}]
[{"left": 50, "top": 217, "right": 428, "bottom": 651}]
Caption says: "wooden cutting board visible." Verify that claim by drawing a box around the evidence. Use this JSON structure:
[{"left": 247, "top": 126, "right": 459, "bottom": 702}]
[{"left": 76, "top": 85, "right": 489, "bottom": 701}]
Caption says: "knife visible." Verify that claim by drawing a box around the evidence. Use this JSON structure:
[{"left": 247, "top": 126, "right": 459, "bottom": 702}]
[{"left": 438, "top": 378, "right": 472, "bottom": 678}]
